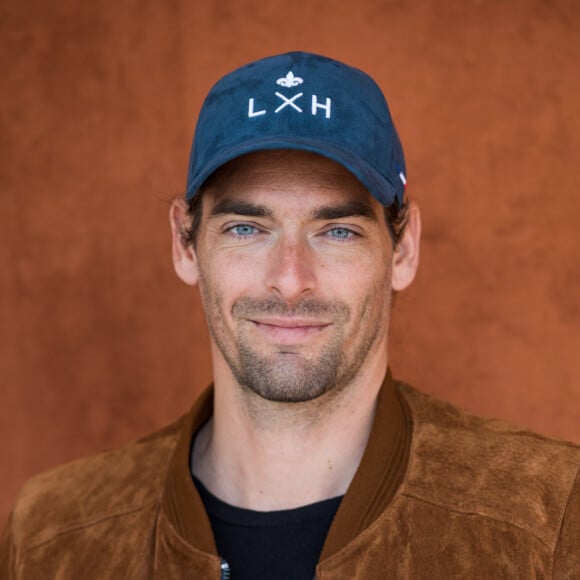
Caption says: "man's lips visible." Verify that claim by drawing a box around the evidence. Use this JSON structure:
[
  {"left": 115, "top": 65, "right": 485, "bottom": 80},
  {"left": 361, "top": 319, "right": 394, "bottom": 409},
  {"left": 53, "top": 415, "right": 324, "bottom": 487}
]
[
  {"left": 252, "top": 317, "right": 331, "bottom": 328},
  {"left": 249, "top": 317, "right": 331, "bottom": 344}
]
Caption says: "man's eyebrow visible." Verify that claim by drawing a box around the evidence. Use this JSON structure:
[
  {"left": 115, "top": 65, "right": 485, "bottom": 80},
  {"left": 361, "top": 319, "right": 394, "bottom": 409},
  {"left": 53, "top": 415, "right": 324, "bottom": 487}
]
[
  {"left": 312, "top": 201, "right": 377, "bottom": 221},
  {"left": 208, "top": 198, "right": 273, "bottom": 219}
]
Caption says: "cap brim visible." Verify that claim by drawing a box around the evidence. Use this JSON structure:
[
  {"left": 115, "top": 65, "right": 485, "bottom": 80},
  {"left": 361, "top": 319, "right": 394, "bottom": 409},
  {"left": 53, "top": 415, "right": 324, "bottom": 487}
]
[{"left": 186, "top": 137, "right": 402, "bottom": 207}]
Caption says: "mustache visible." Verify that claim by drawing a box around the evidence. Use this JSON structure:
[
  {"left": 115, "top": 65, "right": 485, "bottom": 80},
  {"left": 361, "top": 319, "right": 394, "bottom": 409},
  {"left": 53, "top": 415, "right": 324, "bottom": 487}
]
[{"left": 232, "top": 297, "right": 350, "bottom": 320}]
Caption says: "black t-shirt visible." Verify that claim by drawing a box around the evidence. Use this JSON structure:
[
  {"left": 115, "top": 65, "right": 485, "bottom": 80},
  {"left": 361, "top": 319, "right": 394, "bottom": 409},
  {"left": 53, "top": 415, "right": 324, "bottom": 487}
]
[{"left": 193, "top": 476, "right": 342, "bottom": 580}]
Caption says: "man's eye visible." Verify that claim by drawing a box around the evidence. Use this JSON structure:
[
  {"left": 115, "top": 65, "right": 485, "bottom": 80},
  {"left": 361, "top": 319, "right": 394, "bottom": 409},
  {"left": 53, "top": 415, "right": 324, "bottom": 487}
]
[
  {"left": 229, "top": 224, "right": 258, "bottom": 237},
  {"left": 327, "top": 227, "right": 355, "bottom": 239}
]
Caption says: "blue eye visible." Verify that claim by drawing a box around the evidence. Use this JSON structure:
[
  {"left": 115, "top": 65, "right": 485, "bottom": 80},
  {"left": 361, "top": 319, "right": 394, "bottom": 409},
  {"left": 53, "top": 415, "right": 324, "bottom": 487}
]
[
  {"left": 230, "top": 224, "right": 258, "bottom": 237},
  {"left": 328, "top": 227, "right": 354, "bottom": 239}
]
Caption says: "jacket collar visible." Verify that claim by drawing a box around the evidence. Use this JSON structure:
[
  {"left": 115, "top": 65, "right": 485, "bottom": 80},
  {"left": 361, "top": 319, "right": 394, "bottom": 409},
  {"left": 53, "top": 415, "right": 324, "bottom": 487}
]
[{"left": 161, "top": 368, "right": 411, "bottom": 562}]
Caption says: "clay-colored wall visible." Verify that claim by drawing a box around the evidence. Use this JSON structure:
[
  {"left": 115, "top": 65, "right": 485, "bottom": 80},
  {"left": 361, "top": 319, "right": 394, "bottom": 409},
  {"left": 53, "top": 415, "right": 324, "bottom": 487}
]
[{"left": 1, "top": 0, "right": 579, "bottom": 528}]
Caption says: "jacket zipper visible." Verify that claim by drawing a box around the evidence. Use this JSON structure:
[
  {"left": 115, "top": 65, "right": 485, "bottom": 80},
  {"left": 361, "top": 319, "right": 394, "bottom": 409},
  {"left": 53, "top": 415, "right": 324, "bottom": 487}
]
[{"left": 220, "top": 559, "right": 231, "bottom": 579}]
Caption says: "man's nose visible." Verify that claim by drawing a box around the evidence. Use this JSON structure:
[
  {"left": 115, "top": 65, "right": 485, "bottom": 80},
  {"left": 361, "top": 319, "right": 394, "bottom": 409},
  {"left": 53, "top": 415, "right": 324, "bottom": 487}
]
[{"left": 266, "top": 236, "right": 316, "bottom": 300}]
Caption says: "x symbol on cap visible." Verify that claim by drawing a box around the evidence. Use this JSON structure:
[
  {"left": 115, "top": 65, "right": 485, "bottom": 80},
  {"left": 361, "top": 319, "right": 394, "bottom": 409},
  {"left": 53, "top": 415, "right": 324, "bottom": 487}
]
[{"left": 274, "top": 92, "right": 304, "bottom": 114}]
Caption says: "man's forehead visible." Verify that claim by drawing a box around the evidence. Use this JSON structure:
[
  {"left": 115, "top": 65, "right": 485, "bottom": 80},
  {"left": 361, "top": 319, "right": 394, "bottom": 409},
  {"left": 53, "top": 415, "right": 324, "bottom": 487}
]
[{"left": 201, "top": 150, "right": 378, "bottom": 206}]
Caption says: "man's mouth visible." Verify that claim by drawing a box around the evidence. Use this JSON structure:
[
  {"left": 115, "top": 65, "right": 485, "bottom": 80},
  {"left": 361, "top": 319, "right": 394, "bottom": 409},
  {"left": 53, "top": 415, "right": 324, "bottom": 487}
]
[{"left": 250, "top": 317, "right": 331, "bottom": 344}]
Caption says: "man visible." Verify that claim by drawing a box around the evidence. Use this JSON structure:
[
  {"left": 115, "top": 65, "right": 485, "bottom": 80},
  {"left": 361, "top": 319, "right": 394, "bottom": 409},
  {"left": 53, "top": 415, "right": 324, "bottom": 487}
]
[{"left": 1, "top": 52, "right": 579, "bottom": 579}]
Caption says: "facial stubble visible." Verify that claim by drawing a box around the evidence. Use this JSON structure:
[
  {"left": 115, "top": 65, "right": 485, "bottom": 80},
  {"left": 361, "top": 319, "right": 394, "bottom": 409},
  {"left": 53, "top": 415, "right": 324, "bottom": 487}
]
[{"left": 198, "top": 272, "right": 389, "bottom": 404}]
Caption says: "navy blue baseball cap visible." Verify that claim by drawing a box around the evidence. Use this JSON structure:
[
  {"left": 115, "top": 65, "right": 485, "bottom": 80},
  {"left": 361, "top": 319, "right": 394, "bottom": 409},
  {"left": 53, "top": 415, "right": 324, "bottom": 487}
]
[{"left": 186, "top": 51, "right": 407, "bottom": 207}]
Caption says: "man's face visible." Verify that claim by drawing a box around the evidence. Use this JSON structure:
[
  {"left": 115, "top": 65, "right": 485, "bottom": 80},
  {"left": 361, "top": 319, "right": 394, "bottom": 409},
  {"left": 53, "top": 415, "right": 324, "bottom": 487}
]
[{"left": 189, "top": 150, "right": 397, "bottom": 403}]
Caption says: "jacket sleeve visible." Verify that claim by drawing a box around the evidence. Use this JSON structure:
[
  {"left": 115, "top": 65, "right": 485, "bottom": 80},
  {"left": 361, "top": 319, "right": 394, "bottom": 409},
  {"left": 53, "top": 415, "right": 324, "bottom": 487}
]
[
  {"left": 553, "top": 467, "right": 580, "bottom": 579},
  {"left": 0, "top": 513, "right": 16, "bottom": 580}
]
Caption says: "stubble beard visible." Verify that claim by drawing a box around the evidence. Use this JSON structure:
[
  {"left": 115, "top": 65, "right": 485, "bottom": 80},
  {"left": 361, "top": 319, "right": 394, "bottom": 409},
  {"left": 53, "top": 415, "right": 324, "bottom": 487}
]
[
  {"left": 233, "top": 297, "right": 349, "bottom": 403},
  {"left": 201, "top": 284, "right": 386, "bottom": 404}
]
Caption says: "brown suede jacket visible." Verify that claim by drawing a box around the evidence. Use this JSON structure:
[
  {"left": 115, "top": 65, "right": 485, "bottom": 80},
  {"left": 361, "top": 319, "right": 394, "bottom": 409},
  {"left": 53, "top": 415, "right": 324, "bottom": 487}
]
[{"left": 2, "top": 374, "right": 580, "bottom": 579}]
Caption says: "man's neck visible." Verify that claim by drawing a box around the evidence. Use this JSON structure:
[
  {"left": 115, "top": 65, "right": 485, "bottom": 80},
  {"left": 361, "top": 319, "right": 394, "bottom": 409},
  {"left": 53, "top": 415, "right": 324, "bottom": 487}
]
[{"left": 191, "top": 357, "right": 387, "bottom": 511}]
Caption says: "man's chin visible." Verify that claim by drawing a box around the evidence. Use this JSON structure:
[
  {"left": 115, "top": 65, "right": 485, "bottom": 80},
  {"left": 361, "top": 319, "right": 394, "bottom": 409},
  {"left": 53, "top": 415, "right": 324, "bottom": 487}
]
[{"left": 235, "top": 355, "right": 337, "bottom": 404}]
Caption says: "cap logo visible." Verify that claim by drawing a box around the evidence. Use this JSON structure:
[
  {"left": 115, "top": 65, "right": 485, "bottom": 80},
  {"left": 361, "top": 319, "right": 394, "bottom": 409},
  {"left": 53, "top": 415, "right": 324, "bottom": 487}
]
[
  {"left": 276, "top": 71, "right": 303, "bottom": 88},
  {"left": 247, "top": 71, "right": 332, "bottom": 120}
]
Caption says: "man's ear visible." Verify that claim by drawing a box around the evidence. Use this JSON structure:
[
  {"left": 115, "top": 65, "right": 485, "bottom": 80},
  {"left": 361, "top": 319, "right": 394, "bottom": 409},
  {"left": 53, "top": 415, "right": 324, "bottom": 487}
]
[
  {"left": 169, "top": 197, "right": 199, "bottom": 286},
  {"left": 391, "top": 201, "right": 421, "bottom": 292}
]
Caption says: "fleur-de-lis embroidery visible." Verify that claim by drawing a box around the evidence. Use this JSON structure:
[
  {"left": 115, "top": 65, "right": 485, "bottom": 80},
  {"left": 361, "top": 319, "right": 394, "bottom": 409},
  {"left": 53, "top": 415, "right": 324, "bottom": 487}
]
[{"left": 276, "top": 71, "right": 304, "bottom": 88}]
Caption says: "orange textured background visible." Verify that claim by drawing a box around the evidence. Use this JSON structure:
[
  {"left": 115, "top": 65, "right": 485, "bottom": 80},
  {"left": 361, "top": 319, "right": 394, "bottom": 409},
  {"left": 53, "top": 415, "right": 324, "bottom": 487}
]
[{"left": 2, "top": 0, "right": 579, "bottom": 528}]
